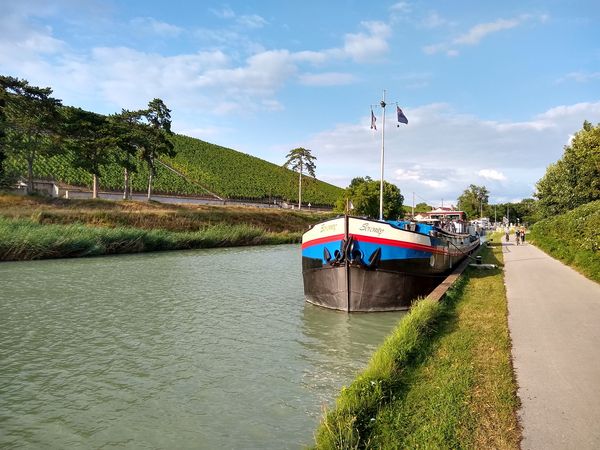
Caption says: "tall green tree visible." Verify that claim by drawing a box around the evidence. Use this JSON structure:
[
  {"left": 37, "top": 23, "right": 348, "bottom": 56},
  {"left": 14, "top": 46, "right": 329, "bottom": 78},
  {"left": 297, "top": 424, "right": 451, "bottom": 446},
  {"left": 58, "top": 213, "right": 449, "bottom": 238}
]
[
  {"left": 457, "top": 184, "right": 489, "bottom": 219},
  {"left": 110, "top": 109, "right": 147, "bottom": 200},
  {"left": 335, "top": 176, "right": 404, "bottom": 219},
  {"left": 536, "top": 121, "right": 600, "bottom": 217},
  {"left": 0, "top": 76, "right": 62, "bottom": 192},
  {"left": 283, "top": 147, "right": 316, "bottom": 209},
  {"left": 141, "top": 98, "right": 174, "bottom": 200},
  {"left": 64, "top": 107, "right": 116, "bottom": 198}
]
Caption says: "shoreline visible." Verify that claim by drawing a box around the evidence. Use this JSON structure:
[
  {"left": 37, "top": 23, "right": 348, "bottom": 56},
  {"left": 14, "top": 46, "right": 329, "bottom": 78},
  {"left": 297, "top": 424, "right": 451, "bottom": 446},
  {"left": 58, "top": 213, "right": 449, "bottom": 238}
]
[{"left": 0, "top": 193, "right": 329, "bottom": 261}]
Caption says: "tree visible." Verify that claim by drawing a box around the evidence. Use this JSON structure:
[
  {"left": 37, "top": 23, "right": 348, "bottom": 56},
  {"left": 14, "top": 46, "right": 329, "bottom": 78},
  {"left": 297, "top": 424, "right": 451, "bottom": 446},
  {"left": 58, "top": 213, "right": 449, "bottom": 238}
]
[
  {"left": 335, "top": 176, "right": 404, "bottom": 219},
  {"left": 140, "top": 98, "right": 174, "bottom": 200},
  {"left": 536, "top": 121, "right": 600, "bottom": 218},
  {"left": 110, "top": 109, "right": 147, "bottom": 200},
  {"left": 283, "top": 147, "right": 316, "bottom": 209},
  {"left": 1, "top": 76, "right": 62, "bottom": 192},
  {"left": 63, "top": 107, "right": 116, "bottom": 198},
  {"left": 457, "top": 184, "right": 489, "bottom": 219}
]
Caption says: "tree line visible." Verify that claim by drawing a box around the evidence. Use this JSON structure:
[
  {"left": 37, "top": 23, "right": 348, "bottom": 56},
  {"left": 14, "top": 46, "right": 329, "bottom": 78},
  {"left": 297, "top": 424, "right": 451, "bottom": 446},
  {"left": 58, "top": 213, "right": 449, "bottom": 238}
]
[
  {"left": 456, "top": 121, "right": 599, "bottom": 225},
  {"left": 336, "top": 119, "right": 598, "bottom": 224},
  {"left": 0, "top": 75, "right": 174, "bottom": 200}
]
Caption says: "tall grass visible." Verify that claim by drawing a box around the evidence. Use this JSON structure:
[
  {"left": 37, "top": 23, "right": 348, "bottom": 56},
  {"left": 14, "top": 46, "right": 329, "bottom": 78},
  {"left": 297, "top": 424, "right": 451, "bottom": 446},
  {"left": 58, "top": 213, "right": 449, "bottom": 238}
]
[
  {"left": 529, "top": 200, "right": 600, "bottom": 282},
  {"left": 313, "top": 244, "right": 520, "bottom": 449},
  {"left": 0, "top": 217, "right": 299, "bottom": 261}
]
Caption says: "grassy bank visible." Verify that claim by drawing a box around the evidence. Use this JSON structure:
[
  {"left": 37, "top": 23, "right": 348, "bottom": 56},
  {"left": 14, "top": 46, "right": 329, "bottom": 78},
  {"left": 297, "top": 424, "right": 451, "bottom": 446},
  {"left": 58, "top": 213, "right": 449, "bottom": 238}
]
[
  {"left": 529, "top": 200, "right": 600, "bottom": 283},
  {"left": 0, "top": 193, "right": 331, "bottom": 261},
  {"left": 0, "top": 217, "right": 298, "bottom": 261},
  {"left": 313, "top": 243, "right": 520, "bottom": 449}
]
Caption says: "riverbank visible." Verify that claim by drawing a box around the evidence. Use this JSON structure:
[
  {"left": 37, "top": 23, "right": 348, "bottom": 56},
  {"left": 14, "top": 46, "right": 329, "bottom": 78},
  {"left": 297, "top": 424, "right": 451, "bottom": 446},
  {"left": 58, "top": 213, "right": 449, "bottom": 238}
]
[
  {"left": 0, "top": 193, "right": 332, "bottom": 261},
  {"left": 313, "top": 242, "right": 520, "bottom": 448}
]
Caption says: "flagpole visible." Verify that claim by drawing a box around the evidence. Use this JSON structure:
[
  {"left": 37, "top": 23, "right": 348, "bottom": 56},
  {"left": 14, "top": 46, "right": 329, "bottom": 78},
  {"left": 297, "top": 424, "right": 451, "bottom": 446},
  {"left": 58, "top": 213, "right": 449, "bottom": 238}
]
[{"left": 379, "top": 90, "right": 386, "bottom": 221}]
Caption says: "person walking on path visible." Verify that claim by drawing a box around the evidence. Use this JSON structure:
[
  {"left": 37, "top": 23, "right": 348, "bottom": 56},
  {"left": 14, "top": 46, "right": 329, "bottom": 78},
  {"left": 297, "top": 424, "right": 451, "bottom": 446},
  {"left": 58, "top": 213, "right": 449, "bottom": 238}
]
[{"left": 504, "top": 235, "right": 600, "bottom": 449}]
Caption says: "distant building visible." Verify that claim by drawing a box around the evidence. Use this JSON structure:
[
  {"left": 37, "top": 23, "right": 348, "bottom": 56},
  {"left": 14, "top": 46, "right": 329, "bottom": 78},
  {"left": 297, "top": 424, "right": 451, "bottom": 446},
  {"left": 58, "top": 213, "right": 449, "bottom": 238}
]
[
  {"left": 414, "top": 207, "right": 468, "bottom": 233},
  {"left": 422, "top": 207, "right": 467, "bottom": 222}
]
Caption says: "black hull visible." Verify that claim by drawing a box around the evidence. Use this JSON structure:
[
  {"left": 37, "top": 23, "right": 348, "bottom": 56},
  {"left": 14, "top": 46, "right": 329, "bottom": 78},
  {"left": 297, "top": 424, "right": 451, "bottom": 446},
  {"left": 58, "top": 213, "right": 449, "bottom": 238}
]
[{"left": 303, "top": 263, "right": 446, "bottom": 312}]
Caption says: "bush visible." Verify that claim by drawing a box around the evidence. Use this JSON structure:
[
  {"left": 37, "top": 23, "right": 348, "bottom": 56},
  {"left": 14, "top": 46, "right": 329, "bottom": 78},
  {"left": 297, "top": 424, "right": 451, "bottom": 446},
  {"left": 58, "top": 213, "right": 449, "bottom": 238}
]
[{"left": 529, "top": 200, "right": 600, "bottom": 282}]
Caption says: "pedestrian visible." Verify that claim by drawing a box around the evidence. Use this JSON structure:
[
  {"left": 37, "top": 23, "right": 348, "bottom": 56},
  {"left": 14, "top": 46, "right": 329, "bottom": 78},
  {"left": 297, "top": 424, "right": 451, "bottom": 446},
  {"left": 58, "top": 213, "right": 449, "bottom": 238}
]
[
  {"left": 521, "top": 226, "right": 526, "bottom": 243},
  {"left": 505, "top": 225, "right": 510, "bottom": 243},
  {"left": 515, "top": 229, "right": 521, "bottom": 245}
]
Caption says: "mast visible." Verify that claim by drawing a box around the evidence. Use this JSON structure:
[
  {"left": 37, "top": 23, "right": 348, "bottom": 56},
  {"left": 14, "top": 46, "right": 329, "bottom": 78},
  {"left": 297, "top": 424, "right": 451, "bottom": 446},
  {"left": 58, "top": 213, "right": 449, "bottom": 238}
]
[{"left": 379, "top": 90, "right": 387, "bottom": 221}]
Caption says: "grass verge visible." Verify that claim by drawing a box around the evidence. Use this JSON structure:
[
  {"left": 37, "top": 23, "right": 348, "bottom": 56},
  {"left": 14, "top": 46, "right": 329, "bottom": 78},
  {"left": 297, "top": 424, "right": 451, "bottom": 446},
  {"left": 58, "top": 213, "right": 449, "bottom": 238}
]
[
  {"left": 0, "top": 217, "right": 299, "bottom": 261},
  {"left": 0, "top": 193, "right": 334, "bottom": 260},
  {"left": 313, "top": 243, "right": 520, "bottom": 449},
  {"left": 529, "top": 200, "right": 600, "bottom": 283}
]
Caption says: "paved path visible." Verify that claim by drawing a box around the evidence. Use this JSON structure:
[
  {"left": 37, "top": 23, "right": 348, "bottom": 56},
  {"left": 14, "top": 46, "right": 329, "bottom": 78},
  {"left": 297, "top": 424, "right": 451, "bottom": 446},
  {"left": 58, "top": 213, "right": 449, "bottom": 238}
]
[{"left": 504, "top": 236, "right": 600, "bottom": 449}]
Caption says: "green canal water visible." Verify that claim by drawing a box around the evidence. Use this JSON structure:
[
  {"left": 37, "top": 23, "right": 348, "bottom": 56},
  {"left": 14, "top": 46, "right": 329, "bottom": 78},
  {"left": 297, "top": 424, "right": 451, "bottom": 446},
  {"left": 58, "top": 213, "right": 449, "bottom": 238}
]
[{"left": 0, "top": 245, "right": 404, "bottom": 449}]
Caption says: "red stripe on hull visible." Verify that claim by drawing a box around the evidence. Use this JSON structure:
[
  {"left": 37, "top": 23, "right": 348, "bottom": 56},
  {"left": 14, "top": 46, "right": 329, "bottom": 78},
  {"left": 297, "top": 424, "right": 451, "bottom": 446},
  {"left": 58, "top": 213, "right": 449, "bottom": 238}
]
[
  {"left": 352, "top": 234, "right": 437, "bottom": 253},
  {"left": 302, "top": 232, "right": 478, "bottom": 257},
  {"left": 301, "top": 234, "right": 345, "bottom": 249}
]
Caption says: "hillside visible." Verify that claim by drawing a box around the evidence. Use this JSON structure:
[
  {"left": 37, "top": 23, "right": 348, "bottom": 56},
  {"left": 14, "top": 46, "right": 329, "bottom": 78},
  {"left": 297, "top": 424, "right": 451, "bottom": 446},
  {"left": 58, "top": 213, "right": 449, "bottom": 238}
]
[{"left": 4, "top": 133, "right": 343, "bottom": 206}]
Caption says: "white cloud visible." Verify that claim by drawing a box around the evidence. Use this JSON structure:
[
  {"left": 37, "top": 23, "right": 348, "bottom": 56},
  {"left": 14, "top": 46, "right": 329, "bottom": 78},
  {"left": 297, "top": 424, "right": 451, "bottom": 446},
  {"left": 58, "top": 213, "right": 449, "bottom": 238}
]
[
  {"left": 298, "top": 72, "right": 358, "bottom": 86},
  {"left": 209, "top": 7, "right": 267, "bottom": 28},
  {"left": 130, "top": 17, "right": 183, "bottom": 37},
  {"left": 211, "top": 7, "right": 236, "bottom": 19},
  {"left": 424, "top": 14, "right": 546, "bottom": 56},
  {"left": 341, "top": 21, "right": 392, "bottom": 62},
  {"left": 421, "top": 12, "right": 453, "bottom": 29},
  {"left": 236, "top": 14, "right": 268, "bottom": 29},
  {"left": 556, "top": 71, "right": 600, "bottom": 83},
  {"left": 478, "top": 169, "right": 507, "bottom": 181},
  {"left": 0, "top": 4, "right": 393, "bottom": 119},
  {"left": 306, "top": 101, "right": 600, "bottom": 204},
  {"left": 454, "top": 18, "right": 520, "bottom": 45},
  {"left": 390, "top": 2, "right": 411, "bottom": 13}
]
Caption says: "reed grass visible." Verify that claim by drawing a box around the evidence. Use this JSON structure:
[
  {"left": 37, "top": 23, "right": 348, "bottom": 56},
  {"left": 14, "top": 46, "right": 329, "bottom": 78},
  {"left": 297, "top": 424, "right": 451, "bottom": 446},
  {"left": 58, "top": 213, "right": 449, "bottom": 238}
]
[
  {"left": 313, "top": 244, "right": 520, "bottom": 449},
  {"left": 0, "top": 217, "right": 299, "bottom": 261}
]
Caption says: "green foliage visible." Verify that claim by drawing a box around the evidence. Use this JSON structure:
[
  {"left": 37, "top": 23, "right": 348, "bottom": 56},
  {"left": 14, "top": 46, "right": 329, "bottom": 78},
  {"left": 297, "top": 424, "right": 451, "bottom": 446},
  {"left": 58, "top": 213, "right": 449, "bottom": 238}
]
[
  {"left": 63, "top": 107, "right": 114, "bottom": 177},
  {"left": 335, "top": 176, "right": 404, "bottom": 219},
  {"left": 529, "top": 200, "right": 600, "bottom": 282},
  {"left": 414, "top": 202, "right": 431, "bottom": 213},
  {"left": 491, "top": 198, "right": 541, "bottom": 225},
  {"left": 283, "top": 147, "right": 316, "bottom": 177},
  {"left": 283, "top": 147, "right": 317, "bottom": 208},
  {"left": 4, "top": 133, "right": 343, "bottom": 205},
  {"left": 457, "top": 184, "right": 489, "bottom": 219},
  {"left": 0, "top": 216, "right": 300, "bottom": 261},
  {"left": 165, "top": 135, "right": 341, "bottom": 205},
  {"left": 2, "top": 76, "right": 341, "bottom": 205},
  {"left": 314, "top": 297, "right": 444, "bottom": 449},
  {"left": 536, "top": 121, "right": 600, "bottom": 218},
  {"left": 314, "top": 245, "right": 520, "bottom": 449},
  {"left": 1, "top": 75, "right": 63, "bottom": 189}
]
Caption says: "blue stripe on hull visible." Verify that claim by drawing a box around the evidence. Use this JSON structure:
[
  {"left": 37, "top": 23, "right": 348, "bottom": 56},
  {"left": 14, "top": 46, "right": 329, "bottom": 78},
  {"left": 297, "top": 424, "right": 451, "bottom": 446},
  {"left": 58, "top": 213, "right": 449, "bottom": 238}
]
[{"left": 302, "top": 240, "right": 433, "bottom": 262}]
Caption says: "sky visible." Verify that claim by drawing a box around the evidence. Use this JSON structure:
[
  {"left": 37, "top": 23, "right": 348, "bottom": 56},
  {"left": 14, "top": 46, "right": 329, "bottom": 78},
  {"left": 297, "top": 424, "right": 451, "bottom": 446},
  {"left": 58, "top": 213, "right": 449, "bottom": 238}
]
[{"left": 1, "top": 0, "right": 599, "bottom": 205}]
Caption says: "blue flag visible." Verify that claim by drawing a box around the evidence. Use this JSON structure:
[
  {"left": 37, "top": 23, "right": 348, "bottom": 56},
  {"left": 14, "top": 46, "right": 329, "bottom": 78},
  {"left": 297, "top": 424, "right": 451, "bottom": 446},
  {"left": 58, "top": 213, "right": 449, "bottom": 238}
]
[{"left": 397, "top": 106, "right": 408, "bottom": 124}]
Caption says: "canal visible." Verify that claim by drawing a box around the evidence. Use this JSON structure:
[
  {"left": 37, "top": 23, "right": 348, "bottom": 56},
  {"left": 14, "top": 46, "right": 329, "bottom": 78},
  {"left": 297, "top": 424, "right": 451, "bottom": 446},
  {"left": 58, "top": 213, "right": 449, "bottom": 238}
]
[{"left": 0, "top": 245, "right": 404, "bottom": 449}]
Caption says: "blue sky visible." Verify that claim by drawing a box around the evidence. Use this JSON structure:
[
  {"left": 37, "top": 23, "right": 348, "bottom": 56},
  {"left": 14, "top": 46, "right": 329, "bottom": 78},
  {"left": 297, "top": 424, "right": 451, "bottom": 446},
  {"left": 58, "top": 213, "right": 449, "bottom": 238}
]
[{"left": 1, "top": 0, "right": 599, "bottom": 205}]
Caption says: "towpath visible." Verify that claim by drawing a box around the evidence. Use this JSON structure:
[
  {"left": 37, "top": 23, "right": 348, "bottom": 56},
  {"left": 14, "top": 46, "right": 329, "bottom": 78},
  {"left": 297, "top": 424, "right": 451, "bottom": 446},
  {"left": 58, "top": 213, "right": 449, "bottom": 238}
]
[{"left": 503, "top": 235, "right": 600, "bottom": 449}]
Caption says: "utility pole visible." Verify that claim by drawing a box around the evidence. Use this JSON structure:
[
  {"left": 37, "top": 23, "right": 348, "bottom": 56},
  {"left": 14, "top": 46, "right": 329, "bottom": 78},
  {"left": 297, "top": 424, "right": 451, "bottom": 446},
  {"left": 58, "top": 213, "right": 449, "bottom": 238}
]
[{"left": 378, "top": 90, "right": 386, "bottom": 221}]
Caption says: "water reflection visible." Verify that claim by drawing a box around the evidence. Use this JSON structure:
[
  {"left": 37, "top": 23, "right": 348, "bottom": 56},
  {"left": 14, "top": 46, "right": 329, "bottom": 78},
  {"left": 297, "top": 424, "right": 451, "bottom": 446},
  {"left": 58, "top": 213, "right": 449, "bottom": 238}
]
[
  {"left": 0, "top": 245, "right": 406, "bottom": 449},
  {"left": 300, "top": 303, "right": 405, "bottom": 410}
]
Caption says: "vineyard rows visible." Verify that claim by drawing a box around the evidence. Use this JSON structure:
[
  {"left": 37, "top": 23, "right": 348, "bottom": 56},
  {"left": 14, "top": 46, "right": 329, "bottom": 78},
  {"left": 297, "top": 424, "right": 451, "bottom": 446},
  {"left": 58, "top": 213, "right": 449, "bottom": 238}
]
[{"left": 5, "top": 134, "right": 343, "bottom": 205}]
